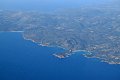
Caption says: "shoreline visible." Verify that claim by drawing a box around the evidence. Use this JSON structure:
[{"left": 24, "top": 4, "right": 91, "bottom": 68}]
[{"left": 0, "top": 31, "right": 119, "bottom": 65}]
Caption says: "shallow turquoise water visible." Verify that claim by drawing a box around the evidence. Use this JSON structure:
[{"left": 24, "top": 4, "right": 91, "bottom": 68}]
[{"left": 0, "top": 32, "right": 120, "bottom": 80}]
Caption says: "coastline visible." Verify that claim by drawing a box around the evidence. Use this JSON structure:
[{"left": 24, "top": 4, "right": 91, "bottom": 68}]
[{"left": 0, "top": 31, "right": 119, "bottom": 65}]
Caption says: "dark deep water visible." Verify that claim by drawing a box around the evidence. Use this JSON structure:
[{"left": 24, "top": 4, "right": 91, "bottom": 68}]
[{"left": 0, "top": 32, "right": 120, "bottom": 80}]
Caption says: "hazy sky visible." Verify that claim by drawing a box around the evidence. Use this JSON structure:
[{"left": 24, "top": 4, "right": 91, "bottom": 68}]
[{"left": 0, "top": 0, "right": 116, "bottom": 11}]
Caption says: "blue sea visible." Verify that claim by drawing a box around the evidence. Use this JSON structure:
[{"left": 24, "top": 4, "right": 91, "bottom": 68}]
[{"left": 0, "top": 32, "right": 120, "bottom": 80}]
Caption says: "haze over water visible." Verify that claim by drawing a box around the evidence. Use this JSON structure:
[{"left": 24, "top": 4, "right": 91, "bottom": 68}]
[{"left": 0, "top": 0, "right": 118, "bottom": 11}]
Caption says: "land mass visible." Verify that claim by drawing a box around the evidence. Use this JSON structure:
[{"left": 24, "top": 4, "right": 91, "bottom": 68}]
[{"left": 0, "top": 6, "right": 120, "bottom": 64}]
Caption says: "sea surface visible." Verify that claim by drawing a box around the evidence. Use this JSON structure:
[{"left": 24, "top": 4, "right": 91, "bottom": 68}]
[{"left": 0, "top": 32, "right": 120, "bottom": 80}]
